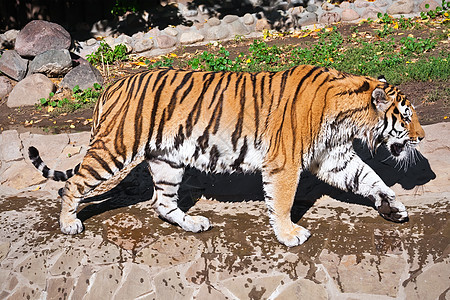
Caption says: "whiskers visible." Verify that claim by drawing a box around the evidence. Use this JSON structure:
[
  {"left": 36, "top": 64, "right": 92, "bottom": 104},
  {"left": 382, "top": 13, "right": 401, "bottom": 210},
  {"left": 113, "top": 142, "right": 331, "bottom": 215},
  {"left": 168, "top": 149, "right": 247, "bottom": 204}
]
[{"left": 393, "top": 146, "right": 423, "bottom": 171}]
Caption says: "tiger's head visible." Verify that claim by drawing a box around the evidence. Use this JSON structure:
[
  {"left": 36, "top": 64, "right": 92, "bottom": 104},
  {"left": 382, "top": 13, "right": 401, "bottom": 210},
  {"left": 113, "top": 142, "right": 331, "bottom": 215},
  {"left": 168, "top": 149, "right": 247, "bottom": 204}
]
[{"left": 371, "top": 78, "right": 425, "bottom": 165}]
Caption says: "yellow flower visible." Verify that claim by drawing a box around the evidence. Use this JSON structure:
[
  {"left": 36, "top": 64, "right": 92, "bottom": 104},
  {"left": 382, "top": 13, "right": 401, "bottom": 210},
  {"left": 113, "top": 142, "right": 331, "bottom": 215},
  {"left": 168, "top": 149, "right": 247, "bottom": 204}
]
[
  {"left": 169, "top": 53, "right": 178, "bottom": 57},
  {"left": 246, "top": 58, "right": 252, "bottom": 64}
]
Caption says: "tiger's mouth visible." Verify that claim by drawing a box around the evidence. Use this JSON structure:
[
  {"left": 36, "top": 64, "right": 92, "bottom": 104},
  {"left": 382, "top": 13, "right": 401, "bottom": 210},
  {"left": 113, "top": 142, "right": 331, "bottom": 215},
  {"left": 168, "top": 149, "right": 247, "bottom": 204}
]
[{"left": 390, "top": 142, "right": 406, "bottom": 157}]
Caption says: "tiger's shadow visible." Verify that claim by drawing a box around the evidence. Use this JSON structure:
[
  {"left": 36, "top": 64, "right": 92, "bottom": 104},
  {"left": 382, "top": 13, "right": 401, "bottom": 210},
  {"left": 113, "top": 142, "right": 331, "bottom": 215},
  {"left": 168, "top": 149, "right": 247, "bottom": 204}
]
[{"left": 78, "top": 140, "right": 436, "bottom": 223}]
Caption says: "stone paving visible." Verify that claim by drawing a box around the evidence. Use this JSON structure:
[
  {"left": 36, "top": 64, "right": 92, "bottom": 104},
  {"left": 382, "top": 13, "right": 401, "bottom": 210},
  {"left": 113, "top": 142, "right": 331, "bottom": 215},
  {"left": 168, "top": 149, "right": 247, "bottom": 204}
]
[{"left": 0, "top": 123, "right": 449, "bottom": 299}]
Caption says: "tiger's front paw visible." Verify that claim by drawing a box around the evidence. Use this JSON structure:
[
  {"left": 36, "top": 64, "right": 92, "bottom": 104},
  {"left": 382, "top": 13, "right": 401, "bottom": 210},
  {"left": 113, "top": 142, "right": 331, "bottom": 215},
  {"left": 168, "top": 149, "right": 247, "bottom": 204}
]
[
  {"left": 180, "top": 215, "right": 212, "bottom": 233},
  {"left": 60, "top": 217, "right": 84, "bottom": 234},
  {"left": 275, "top": 224, "right": 311, "bottom": 247},
  {"left": 377, "top": 199, "right": 408, "bottom": 223}
]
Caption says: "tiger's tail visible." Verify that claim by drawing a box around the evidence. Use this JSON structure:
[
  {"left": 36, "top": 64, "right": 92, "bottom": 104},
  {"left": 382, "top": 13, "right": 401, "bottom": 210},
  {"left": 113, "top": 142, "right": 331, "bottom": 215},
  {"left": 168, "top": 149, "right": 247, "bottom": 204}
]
[{"left": 28, "top": 146, "right": 80, "bottom": 181}]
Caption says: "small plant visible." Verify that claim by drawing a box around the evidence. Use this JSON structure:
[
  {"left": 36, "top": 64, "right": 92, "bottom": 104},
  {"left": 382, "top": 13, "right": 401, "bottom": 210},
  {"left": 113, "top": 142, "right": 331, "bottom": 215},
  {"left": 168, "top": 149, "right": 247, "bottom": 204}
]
[
  {"left": 39, "top": 92, "right": 70, "bottom": 108},
  {"left": 377, "top": 13, "right": 394, "bottom": 24},
  {"left": 86, "top": 42, "right": 128, "bottom": 65},
  {"left": 420, "top": 0, "right": 450, "bottom": 19},
  {"left": 148, "top": 56, "right": 175, "bottom": 69},
  {"left": 375, "top": 24, "right": 395, "bottom": 38},
  {"left": 400, "top": 37, "right": 437, "bottom": 55},
  {"left": 188, "top": 47, "right": 242, "bottom": 71}
]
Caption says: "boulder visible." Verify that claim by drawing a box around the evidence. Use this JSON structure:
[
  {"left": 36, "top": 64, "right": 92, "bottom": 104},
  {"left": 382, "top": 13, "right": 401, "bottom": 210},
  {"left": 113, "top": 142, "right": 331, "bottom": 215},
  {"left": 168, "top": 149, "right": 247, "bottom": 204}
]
[
  {"left": 155, "top": 35, "right": 176, "bottom": 49},
  {"left": 362, "top": 6, "right": 383, "bottom": 19},
  {"left": 243, "top": 13, "right": 255, "bottom": 25},
  {"left": 15, "top": 20, "right": 71, "bottom": 58},
  {"left": 206, "top": 17, "right": 221, "bottom": 27},
  {"left": 133, "top": 37, "right": 154, "bottom": 52},
  {"left": 0, "top": 76, "right": 13, "bottom": 100},
  {"left": 319, "top": 12, "right": 342, "bottom": 24},
  {"left": 342, "top": 9, "right": 360, "bottom": 21},
  {"left": 255, "top": 18, "right": 271, "bottom": 31},
  {"left": 387, "top": 0, "right": 414, "bottom": 14},
  {"left": 355, "top": 0, "right": 371, "bottom": 8},
  {"left": 28, "top": 49, "right": 72, "bottom": 77},
  {"left": 205, "top": 26, "right": 230, "bottom": 40},
  {"left": 229, "top": 20, "right": 250, "bottom": 35},
  {"left": 223, "top": 15, "right": 239, "bottom": 23},
  {"left": 60, "top": 63, "right": 103, "bottom": 91},
  {"left": 298, "top": 12, "right": 318, "bottom": 26},
  {"left": 0, "top": 50, "right": 29, "bottom": 81},
  {"left": 179, "top": 31, "right": 204, "bottom": 45},
  {"left": 162, "top": 27, "right": 178, "bottom": 36},
  {"left": 7, "top": 74, "right": 54, "bottom": 108}
]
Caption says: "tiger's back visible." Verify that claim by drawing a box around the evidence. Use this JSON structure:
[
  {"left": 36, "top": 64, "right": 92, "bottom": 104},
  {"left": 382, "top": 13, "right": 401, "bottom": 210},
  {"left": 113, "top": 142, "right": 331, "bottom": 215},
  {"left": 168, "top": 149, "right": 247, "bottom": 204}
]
[{"left": 29, "top": 65, "right": 425, "bottom": 247}]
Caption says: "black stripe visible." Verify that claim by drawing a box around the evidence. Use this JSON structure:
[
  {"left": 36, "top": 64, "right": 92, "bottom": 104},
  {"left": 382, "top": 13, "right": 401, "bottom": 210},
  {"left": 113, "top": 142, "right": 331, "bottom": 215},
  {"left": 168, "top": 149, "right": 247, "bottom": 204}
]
[
  {"left": 231, "top": 76, "right": 246, "bottom": 151},
  {"left": 231, "top": 137, "right": 248, "bottom": 170},
  {"left": 208, "top": 145, "right": 220, "bottom": 171},
  {"left": 167, "top": 72, "right": 194, "bottom": 119}
]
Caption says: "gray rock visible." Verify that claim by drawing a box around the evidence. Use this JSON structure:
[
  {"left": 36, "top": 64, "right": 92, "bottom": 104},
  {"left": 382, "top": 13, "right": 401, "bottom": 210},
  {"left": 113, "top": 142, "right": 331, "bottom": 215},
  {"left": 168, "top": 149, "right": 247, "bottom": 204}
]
[
  {"left": 0, "top": 76, "right": 13, "bottom": 100},
  {"left": 306, "top": 4, "right": 318, "bottom": 12},
  {"left": 375, "top": 0, "right": 390, "bottom": 8},
  {"left": 0, "top": 50, "right": 29, "bottom": 81},
  {"left": 0, "top": 29, "right": 19, "bottom": 48},
  {"left": 0, "top": 130, "right": 22, "bottom": 162},
  {"left": 7, "top": 73, "right": 54, "bottom": 108},
  {"left": 339, "top": 2, "right": 352, "bottom": 10},
  {"left": 162, "top": 27, "right": 179, "bottom": 36},
  {"left": 322, "top": 2, "right": 336, "bottom": 11},
  {"left": 229, "top": 20, "right": 250, "bottom": 36},
  {"left": 28, "top": 49, "right": 72, "bottom": 77},
  {"left": 255, "top": 18, "right": 271, "bottom": 31},
  {"left": 205, "top": 26, "right": 231, "bottom": 40},
  {"left": 85, "top": 38, "right": 98, "bottom": 46},
  {"left": 289, "top": 6, "right": 305, "bottom": 16},
  {"left": 319, "top": 12, "right": 342, "bottom": 24},
  {"left": 299, "top": 12, "right": 318, "bottom": 26},
  {"left": 133, "top": 37, "right": 154, "bottom": 52},
  {"left": 14, "top": 20, "right": 71, "bottom": 58},
  {"left": 355, "top": 0, "right": 371, "bottom": 8},
  {"left": 155, "top": 35, "right": 177, "bottom": 49},
  {"left": 207, "top": 17, "right": 221, "bottom": 26},
  {"left": 362, "top": 6, "right": 383, "bottom": 19},
  {"left": 179, "top": 31, "right": 204, "bottom": 45},
  {"left": 61, "top": 63, "right": 103, "bottom": 91},
  {"left": 223, "top": 15, "right": 239, "bottom": 23},
  {"left": 387, "top": 0, "right": 414, "bottom": 14},
  {"left": 243, "top": 13, "right": 255, "bottom": 25},
  {"left": 342, "top": 9, "right": 360, "bottom": 21}
]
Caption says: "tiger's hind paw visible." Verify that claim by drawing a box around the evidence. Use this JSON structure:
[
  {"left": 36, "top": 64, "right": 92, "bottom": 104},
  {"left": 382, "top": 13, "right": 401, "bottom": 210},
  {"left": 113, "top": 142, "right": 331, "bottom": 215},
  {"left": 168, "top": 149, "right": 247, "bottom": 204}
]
[
  {"left": 276, "top": 224, "right": 311, "bottom": 247},
  {"left": 60, "top": 218, "right": 84, "bottom": 235},
  {"left": 377, "top": 199, "right": 409, "bottom": 223},
  {"left": 180, "top": 215, "right": 212, "bottom": 233}
]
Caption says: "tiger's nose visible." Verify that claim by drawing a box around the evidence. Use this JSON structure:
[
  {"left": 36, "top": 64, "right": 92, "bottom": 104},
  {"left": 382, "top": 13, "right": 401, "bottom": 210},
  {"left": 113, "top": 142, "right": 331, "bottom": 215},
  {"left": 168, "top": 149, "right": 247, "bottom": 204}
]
[{"left": 418, "top": 136, "right": 424, "bottom": 141}]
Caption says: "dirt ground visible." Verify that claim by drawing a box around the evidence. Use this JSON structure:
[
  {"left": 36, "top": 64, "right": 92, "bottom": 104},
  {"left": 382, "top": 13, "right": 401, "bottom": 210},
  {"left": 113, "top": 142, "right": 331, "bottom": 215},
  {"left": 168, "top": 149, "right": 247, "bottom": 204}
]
[{"left": 0, "top": 21, "right": 448, "bottom": 134}]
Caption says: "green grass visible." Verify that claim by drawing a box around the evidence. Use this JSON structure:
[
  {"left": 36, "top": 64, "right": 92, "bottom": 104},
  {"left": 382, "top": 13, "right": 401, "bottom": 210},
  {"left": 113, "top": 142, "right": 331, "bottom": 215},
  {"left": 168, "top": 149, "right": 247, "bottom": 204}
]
[{"left": 146, "top": 17, "right": 449, "bottom": 85}]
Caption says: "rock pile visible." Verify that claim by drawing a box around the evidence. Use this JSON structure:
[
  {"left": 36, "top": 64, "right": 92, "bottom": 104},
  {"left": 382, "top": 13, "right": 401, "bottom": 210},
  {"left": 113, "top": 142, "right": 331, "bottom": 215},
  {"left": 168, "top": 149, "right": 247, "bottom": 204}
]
[
  {"left": 0, "top": 0, "right": 442, "bottom": 106},
  {"left": 0, "top": 21, "right": 103, "bottom": 107}
]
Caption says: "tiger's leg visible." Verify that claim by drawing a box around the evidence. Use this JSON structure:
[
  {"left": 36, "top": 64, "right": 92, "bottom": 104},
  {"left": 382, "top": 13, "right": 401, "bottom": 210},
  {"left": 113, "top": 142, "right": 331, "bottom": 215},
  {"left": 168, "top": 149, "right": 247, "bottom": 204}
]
[
  {"left": 59, "top": 147, "right": 120, "bottom": 234},
  {"left": 313, "top": 144, "right": 408, "bottom": 222},
  {"left": 147, "top": 158, "right": 212, "bottom": 233},
  {"left": 262, "top": 166, "right": 311, "bottom": 247}
]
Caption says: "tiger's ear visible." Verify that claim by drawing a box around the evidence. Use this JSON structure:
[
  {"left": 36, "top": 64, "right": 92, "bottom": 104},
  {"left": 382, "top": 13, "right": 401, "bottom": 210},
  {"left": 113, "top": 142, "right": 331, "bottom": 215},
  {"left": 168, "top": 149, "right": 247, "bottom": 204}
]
[
  {"left": 372, "top": 88, "right": 391, "bottom": 112},
  {"left": 378, "top": 75, "right": 387, "bottom": 83}
]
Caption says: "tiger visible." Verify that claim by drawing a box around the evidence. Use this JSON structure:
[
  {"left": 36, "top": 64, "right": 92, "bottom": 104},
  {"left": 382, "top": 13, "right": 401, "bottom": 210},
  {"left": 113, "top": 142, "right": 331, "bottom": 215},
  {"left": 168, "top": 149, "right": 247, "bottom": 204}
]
[{"left": 28, "top": 65, "right": 425, "bottom": 247}]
